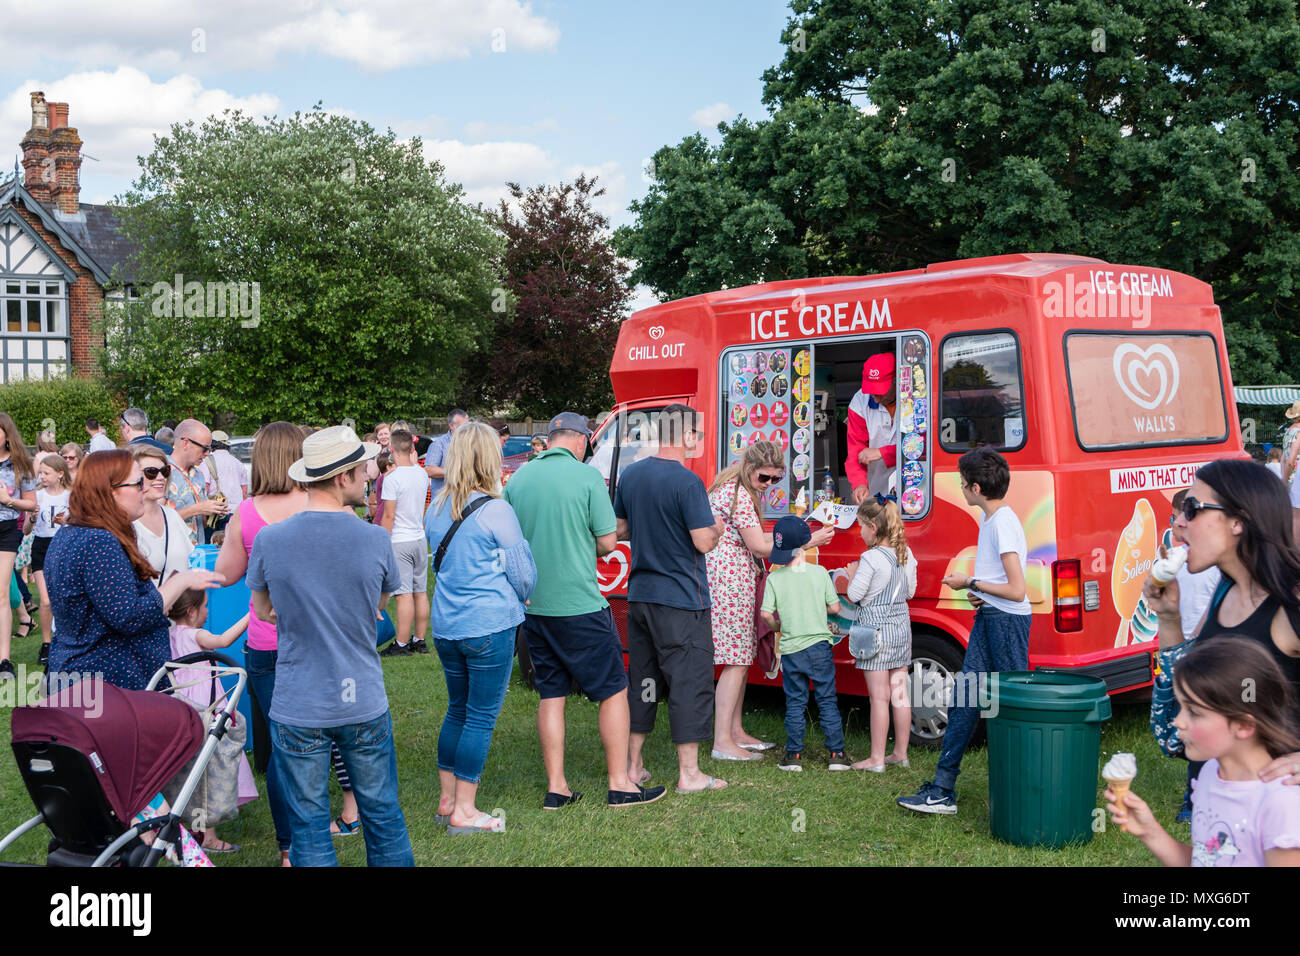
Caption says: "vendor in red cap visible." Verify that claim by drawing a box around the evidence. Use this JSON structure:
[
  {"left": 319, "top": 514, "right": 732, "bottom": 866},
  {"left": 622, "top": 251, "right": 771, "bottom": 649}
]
[{"left": 846, "top": 352, "right": 898, "bottom": 504}]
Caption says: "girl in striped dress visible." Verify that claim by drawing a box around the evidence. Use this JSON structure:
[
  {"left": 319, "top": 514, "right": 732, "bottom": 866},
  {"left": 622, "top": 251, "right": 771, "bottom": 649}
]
[{"left": 844, "top": 498, "right": 916, "bottom": 772}]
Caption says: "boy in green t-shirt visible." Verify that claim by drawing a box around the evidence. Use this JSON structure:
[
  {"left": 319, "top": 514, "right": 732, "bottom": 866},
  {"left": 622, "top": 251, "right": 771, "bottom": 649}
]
[{"left": 760, "top": 516, "right": 852, "bottom": 772}]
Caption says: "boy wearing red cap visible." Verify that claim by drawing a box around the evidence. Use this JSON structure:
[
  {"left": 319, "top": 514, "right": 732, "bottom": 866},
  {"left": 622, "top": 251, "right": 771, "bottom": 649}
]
[{"left": 846, "top": 352, "right": 898, "bottom": 504}]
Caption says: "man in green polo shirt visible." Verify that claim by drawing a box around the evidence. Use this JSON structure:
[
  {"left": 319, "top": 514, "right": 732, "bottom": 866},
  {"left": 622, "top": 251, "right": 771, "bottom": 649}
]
[{"left": 504, "top": 412, "right": 666, "bottom": 810}]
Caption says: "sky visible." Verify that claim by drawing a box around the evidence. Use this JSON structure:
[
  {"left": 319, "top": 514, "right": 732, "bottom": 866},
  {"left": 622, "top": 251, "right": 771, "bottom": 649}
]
[{"left": 0, "top": 0, "right": 796, "bottom": 312}]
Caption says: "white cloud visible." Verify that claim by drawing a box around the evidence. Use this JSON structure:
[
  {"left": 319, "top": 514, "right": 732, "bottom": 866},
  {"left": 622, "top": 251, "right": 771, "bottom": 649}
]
[
  {"left": 0, "top": 0, "right": 560, "bottom": 73},
  {"left": 414, "top": 139, "right": 629, "bottom": 225},
  {"left": 690, "top": 102, "right": 733, "bottom": 129},
  {"left": 1, "top": 68, "right": 279, "bottom": 192},
  {"left": 420, "top": 139, "right": 556, "bottom": 209}
]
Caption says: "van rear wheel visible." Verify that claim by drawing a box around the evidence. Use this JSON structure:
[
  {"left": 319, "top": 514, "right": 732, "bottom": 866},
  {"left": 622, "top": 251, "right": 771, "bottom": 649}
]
[{"left": 908, "top": 633, "right": 965, "bottom": 749}]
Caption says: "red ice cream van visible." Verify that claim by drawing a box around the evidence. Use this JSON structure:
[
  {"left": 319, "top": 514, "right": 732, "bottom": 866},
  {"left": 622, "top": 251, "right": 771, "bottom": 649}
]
[{"left": 588, "top": 252, "right": 1245, "bottom": 744}]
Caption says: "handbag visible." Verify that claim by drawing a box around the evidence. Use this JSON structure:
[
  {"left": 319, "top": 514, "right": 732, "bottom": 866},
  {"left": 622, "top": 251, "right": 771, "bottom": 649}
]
[
  {"left": 849, "top": 621, "right": 881, "bottom": 663},
  {"left": 162, "top": 692, "right": 246, "bottom": 828},
  {"left": 753, "top": 566, "right": 777, "bottom": 674}
]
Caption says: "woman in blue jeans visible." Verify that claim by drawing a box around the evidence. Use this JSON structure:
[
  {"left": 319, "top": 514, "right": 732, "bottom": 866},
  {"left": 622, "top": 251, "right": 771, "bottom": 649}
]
[{"left": 426, "top": 422, "right": 535, "bottom": 834}]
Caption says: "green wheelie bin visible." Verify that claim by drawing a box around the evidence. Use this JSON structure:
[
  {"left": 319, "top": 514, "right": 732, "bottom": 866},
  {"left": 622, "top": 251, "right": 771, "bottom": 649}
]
[{"left": 985, "top": 670, "right": 1112, "bottom": 849}]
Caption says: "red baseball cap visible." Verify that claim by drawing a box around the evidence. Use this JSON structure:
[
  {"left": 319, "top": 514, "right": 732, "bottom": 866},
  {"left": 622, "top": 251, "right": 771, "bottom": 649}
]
[{"left": 861, "top": 353, "right": 895, "bottom": 396}]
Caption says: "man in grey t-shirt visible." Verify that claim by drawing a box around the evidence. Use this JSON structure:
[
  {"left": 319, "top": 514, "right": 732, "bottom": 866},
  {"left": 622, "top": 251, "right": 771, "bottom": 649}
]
[{"left": 248, "top": 425, "right": 411, "bottom": 867}]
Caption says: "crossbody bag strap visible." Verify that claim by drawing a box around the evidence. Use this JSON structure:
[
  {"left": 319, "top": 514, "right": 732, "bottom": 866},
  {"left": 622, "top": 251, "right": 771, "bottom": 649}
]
[{"left": 433, "top": 495, "right": 492, "bottom": 574}]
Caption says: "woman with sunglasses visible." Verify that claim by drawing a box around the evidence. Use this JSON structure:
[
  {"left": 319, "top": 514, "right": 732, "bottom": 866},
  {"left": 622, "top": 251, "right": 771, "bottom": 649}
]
[
  {"left": 131, "top": 447, "right": 194, "bottom": 582},
  {"left": 1145, "top": 459, "right": 1300, "bottom": 782},
  {"left": 59, "top": 442, "right": 83, "bottom": 483},
  {"left": 42, "top": 450, "right": 222, "bottom": 691},
  {"left": 705, "top": 440, "right": 835, "bottom": 760}
]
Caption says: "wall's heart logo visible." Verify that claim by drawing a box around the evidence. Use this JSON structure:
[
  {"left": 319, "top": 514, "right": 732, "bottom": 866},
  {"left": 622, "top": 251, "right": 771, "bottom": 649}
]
[
  {"left": 597, "top": 545, "right": 629, "bottom": 593},
  {"left": 648, "top": 326, "right": 665, "bottom": 339},
  {"left": 1112, "top": 343, "right": 1180, "bottom": 411}
]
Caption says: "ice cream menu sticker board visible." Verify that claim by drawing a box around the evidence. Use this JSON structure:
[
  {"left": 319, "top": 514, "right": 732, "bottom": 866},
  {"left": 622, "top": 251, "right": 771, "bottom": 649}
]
[
  {"left": 898, "top": 335, "right": 932, "bottom": 520},
  {"left": 724, "top": 347, "right": 796, "bottom": 516}
]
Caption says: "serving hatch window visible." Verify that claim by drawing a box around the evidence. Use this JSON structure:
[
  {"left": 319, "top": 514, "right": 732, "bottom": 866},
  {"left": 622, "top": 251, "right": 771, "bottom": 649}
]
[
  {"left": 939, "top": 332, "right": 1026, "bottom": 452},
  {"left": 1064, "top": 332, "right": 1228, "bottom": 450}
]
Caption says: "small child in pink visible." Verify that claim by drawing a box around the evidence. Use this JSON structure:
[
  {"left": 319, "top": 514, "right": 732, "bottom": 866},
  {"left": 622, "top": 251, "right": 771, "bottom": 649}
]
[
  {"left": 167, "top": 588, "right": 256, "bottom": 853},
  {"left": 1107, "top": 636, "right": 1300, "bottom": 866}
]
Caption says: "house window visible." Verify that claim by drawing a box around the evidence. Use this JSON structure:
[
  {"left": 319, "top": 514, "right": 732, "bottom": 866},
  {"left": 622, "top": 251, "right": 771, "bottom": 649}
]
[{"left": 0, "top": 279, "right": 69, "bottom": 381}]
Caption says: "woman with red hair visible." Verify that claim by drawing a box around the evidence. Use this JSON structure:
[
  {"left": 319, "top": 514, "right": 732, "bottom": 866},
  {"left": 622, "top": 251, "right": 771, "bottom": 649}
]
[{"left": 43, "top": 450, "right": 222, "bottom": 690}]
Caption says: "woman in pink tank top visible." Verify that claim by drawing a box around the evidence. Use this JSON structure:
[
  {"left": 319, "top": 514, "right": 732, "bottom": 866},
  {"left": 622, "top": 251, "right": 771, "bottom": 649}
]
[{"left": 214, "top": 423, "right": 310, "bottom": 866}]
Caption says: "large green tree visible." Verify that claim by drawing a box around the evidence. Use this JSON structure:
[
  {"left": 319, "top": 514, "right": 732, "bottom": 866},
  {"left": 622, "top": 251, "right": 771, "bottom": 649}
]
[
  {"left": 104, "top": 108, "right": 504, "bottom": 431},
  {"left": 615, "top": 0, "right": 1300, "bottom": 384}
]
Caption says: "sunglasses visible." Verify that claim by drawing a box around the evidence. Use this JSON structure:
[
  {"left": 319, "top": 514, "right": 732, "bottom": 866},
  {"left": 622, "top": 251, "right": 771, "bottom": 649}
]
[
  {"left": 754, "top": 472, "right": 784, "bottom": 485},
  {"left": 1181, "top": 496, "right": 1227, "bottom": 522},
  {"left": 113, "top": 477, "right": 145, "bottom": 490},
  {"left": 142, "top": 465, "right": 172, "bottom": 480},
  {"left": 183, "top": 436, "right": 213, "bottom": 453},
  {"left": 62, "top": 455, "right": 78, "bottom": 462}
]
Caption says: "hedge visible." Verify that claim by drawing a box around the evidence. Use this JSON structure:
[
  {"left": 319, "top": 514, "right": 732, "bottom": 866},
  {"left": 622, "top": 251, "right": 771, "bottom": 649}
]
[{"left": 0, "top": 377, "right": 121, "bottom": 448}]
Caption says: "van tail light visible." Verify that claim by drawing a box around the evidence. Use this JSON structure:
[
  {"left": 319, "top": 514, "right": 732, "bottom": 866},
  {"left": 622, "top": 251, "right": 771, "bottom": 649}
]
[{"left": 1053, "top": 559, "right": 1083, "bottom": 632}]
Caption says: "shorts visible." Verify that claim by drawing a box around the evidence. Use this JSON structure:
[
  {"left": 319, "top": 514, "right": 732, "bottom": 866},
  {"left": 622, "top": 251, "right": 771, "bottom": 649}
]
[
  {"left": 523, "top": 608, "right": 629, "bottom": 702},
  {"left": 391, "top": 538, "right": 429, "bottom": 595},
  {"left": 626, "top": 601, "right": 715, "bottom": 744},
  {"left": 31, "top": 535, "right": 53, "bottom": 573},
  {"left": 0, "top": 519, "right": 20, "bottom": 553}
]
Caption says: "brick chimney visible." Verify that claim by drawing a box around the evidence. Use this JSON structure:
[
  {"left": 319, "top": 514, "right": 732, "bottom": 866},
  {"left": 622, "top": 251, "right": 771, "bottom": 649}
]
[
  {"left": 19, "top": 92, "right": 81, "bottom": 213},
  {"left": 19, "top": 92, "right": 51, "bottom": 203}
]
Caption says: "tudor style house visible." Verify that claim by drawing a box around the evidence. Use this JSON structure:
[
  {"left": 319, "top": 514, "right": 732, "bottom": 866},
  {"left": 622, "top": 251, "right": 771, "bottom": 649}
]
[{"left": 0, "top": 92, "right": 137, "bottom": 382}]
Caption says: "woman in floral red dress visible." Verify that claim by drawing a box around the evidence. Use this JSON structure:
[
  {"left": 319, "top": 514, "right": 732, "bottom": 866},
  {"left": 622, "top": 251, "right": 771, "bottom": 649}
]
[{"left": 706, "top": 440, "right": 834, "bottom": 760}]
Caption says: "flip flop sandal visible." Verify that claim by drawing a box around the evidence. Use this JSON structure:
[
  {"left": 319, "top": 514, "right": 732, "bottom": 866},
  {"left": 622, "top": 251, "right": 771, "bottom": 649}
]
[
  {"left": 202, "top": 840, "right": 241, "bottom": 853},
  {"left": 629, "top": 767, "right": 651, "bottom": 786},
  {"left": 434, "top": 812, "right": 451, "bottom": 827},
  {"left": 447, "top": 813, "right": 505, "bottom": 835},
  {"left": 675, "top": 775, "right": 727, "bottom": 794},
  {"left": 331, "top": 816, "right": 361, "bottom": 837},
  {"left": 738, "top": 741, "right": 778, "bottom": 752}
]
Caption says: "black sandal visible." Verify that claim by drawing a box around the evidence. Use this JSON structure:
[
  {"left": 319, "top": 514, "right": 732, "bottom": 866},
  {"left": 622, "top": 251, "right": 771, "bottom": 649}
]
[{"left": 13, "top": 620, "right": 34, "bottom": 639}]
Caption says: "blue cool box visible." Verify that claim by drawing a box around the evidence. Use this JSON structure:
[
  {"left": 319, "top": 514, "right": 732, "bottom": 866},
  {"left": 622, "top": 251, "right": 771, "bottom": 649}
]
[{"left": 188, "top": 545, "right": 256, "bottom": 751}]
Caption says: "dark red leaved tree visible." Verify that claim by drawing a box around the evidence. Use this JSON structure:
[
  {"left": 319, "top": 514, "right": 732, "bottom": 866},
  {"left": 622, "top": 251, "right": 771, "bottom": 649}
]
[{"left": 467, "top": 175, "right": 631, "bottom": 418}]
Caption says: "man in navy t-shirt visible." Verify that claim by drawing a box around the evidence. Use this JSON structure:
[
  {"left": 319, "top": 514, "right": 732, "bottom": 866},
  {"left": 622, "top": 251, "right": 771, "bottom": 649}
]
[{"left": 614, "top": 403, "right": 727, "bottom": 795}]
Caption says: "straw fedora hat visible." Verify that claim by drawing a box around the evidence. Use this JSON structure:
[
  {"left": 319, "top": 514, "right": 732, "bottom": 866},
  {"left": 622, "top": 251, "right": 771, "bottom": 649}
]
[
  {"left": 287, "top": 425, "right": 380, "bottom": 483},
  {"left": 1287, "top": 400, "right": 1300, "bottom": 421}
]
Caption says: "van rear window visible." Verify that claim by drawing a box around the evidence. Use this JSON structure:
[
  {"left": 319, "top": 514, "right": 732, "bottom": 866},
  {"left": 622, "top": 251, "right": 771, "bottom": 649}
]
[{"left": 1064, "top": 333, "right": 1228, "bottom": 450}]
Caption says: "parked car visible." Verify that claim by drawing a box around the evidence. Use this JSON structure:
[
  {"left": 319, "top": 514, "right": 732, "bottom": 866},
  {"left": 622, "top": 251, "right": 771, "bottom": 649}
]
[{"left": 502, "top": 435, "right": 536, "bottom": 480}]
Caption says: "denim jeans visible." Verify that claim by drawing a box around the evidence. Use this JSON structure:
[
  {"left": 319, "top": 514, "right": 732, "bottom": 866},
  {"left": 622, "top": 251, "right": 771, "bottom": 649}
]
[
  {"left": 933, "top": 605, "right": 1031, "bottom": 793},
  {"left": 780, "top": 640, "right": 845, "bottom": 754},
  {"left": 434, "top": 628, "right": 515, "bottom": 783},
  {"left": 244, "top": 647, "right": 291, "bottom": 851},
  {"left": 270, "top": 711, "right": 414, "bottom": 867}
]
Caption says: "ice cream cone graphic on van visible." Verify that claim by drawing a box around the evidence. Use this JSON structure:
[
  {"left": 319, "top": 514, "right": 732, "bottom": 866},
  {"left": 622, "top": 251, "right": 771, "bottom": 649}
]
[{"left": 1112, "top": 499, "right": 1158, "bottom": 647}]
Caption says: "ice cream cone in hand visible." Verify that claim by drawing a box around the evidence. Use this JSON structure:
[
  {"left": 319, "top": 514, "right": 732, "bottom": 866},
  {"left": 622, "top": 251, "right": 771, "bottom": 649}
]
[{"left": 1102, "top": 752, "right": 1138, "bottom": 831}]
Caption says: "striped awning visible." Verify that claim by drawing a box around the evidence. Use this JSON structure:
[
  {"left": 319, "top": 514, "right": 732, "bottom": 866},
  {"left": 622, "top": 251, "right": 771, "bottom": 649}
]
[{"left": 1234, "top": 386, "right": 1300, "bottom": 406}]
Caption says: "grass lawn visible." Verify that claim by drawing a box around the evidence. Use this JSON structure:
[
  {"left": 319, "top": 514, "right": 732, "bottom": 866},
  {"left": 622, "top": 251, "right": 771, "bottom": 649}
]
[{"left": 0, "top": 606, "right": 1183, "bottom": 866}]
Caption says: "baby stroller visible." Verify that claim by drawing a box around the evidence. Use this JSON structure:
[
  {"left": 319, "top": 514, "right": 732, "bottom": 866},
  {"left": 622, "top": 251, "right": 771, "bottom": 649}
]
[{"left": 0, "top": 652, "right": 246, "bottom": 867}]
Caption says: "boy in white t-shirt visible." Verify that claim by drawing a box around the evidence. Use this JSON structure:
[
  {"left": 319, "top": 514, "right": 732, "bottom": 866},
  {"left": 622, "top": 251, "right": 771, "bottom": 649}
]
[
  {"left": 899, "top": 447, "right": 1030, "bottom": 815},
  {"left": 379, "top": 429, "right": 433, "bottom": 656}
]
